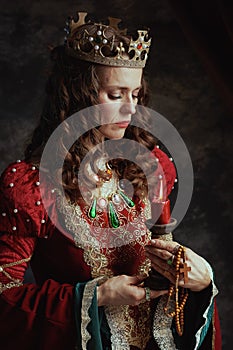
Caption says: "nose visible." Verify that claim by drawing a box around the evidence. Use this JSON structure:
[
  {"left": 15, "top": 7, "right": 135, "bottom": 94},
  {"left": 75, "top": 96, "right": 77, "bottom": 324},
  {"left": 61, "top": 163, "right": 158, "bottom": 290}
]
[{"left": 120, "top": 97, "right": 137, "bottom": 116}]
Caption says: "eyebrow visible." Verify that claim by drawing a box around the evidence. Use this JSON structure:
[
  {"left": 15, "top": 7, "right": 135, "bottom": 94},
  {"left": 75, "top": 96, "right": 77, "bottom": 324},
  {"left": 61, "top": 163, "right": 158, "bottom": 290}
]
[{"left": 102, "top": 85, "right": 142, "bottom": 90}]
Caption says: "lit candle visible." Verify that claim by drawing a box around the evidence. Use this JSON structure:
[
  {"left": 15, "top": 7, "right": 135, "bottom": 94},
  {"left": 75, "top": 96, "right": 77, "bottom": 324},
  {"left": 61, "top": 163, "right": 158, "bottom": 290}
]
[
  {"left": 150, "top": 199, "right": 171, "bottom": 224},
  {"left": 150, "top": 175, "right": 171, "bottom": 224}
]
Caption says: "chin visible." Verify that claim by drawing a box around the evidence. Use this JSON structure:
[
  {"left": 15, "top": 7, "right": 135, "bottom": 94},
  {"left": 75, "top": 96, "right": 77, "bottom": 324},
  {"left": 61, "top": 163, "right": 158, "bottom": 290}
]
[{"left": 107, "top": 133, "right": 125, "bottom": 140}]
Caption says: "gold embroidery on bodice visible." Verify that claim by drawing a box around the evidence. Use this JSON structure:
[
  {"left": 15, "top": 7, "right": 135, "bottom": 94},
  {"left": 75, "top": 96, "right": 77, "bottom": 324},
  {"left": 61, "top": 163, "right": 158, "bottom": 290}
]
[{"left": 56, "top": 189, "right": 153, "bottom": 349}]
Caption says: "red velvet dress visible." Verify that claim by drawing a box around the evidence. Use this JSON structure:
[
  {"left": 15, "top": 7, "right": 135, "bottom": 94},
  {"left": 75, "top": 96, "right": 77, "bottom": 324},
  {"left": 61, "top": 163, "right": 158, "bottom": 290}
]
[{"left": 0, "top": 148, "right": 221, "bottom": 350}]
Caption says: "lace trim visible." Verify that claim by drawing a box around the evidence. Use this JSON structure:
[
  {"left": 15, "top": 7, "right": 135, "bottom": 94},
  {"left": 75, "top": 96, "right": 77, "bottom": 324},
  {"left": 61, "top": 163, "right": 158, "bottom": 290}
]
[
  {"left": 0, "top": 256, "right": 32, "bottom": 283},
  {"left": 105, "top": 305, "right": 130, "bottom": 350},
  {"left": 0, "top": 281, "right": 23, "bottom": 294},
  {"left": 56, "top": 189, "right": 153, "bottom": 348},
  {"left": 143, "top": 197, "right": 152, "bottom": 221},
  {"left": 194, "top": 261, "right": 218, "bottom": 350},
  {"left": 153, "top": 295, "right": 177, "bottom": 349},
  {"left": 56, "top": 189, "right": 149, "bottom": 249},
  {"left": 56, "top": 189, "right": 151, "bottom": 279},
  {"left": 151, "top": 231, "right": 176, "bottom": 349},
  {"left": 104, "top": 301, "right": 152, "bottom": 350},
  {"left": 81, "top": 276, "right": 108, "bottom": 349}
]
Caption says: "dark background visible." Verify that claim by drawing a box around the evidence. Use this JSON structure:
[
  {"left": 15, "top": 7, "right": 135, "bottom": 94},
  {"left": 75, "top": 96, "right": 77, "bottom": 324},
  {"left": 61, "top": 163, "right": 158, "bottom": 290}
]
[{"left": 0, "top": 0, "right": 232, "bottom": 348}]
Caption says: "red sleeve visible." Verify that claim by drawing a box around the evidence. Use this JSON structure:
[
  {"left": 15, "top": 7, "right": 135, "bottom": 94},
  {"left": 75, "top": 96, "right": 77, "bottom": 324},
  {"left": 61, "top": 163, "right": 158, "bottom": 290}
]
[
  {"left": 214, "top": 301, "right": 222, "bottom": 350},
  {"left": 151, "top": 146, "right": 177, "bottom": 199},
  {"left": 0, "top": 161, "right": 76, "bottom": 349}
]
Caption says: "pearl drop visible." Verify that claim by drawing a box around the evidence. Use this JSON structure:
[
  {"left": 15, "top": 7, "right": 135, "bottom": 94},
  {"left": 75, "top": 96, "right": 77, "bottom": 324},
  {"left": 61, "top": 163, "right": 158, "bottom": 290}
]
[
  {"left": 12, "top": 226, "right": 17, "bottom": 231},
  {"left": 36, "top": 201, "right": 41, "bottom": 206},
  {"left": 112, "top": 194, "right": 121, "bottom": 205},
  {"left": 158, "top": 175, "right": 163, "bottom": 179},
  {"left": 97, "top": 30, "right": 102, "bottom": 36},
  {"left": 12, "top": 168, "right": 16, "bottom": 172},
  {"left": 35, "top": 181, "right": 40, "bottom": 186},
  {"left": 16, "top": 160, "right": 21, "bottom": 163},
  {"left": 102, "top": 38, "right": 107, "bottom": 44},
  {"left": 97, "top": 198, "right": 107, "bottom": 208},
  {"left": 26, "top": 219, "right": 30, "bottom": 222},
  {"left": 175, "top": 178, "right": 178, "bottom": 183},
  {"left": 41, "top": 219, "right": 45, "bottom": 224},
  {"left": 89, "top": 36, "right": 94, "bottom": 42},
  {"left": 44, "top": 235, "right": 48, "bottom": 239},
  {"left": 155, "top": 158, "right": 159, "bottom": 162},
  {"left": 156, "top": 145, "right": 160, "bottom": 148},
  {"left": 32, "top": 166, "right": 36, "bottom": 170},
  {"left": 169, "top": 157, "right": 173, "bottom": 161},
  {"left": 51, "top": 189, "right": 55, "bottom": 193},
  {"left": 13, "top": 209, "right": 18, "bottom": 213},
  {"left": 0, "top": 267, "right": 3, "bottom": 272},
  {"left": 2, "top": 213, "right": 6, "bottom": 216},
  {"left": 94, "top": 45, "right": 100, "bottom": 50},
  {"left": 9, "top": 183, "right": 14, "bottom": 187}
]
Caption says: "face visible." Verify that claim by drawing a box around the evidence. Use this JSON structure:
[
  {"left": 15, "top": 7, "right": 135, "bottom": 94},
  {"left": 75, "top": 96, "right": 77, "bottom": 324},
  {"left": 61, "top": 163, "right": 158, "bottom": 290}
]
[{"left": 96, "top": 66, "right": 143, "bottom": 139}]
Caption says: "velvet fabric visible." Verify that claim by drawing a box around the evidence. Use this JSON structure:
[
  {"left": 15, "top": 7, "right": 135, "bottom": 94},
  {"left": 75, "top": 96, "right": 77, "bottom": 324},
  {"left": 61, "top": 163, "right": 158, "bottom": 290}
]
[{"left": 0, "top": 148, "right": 220, "bottom": 349}]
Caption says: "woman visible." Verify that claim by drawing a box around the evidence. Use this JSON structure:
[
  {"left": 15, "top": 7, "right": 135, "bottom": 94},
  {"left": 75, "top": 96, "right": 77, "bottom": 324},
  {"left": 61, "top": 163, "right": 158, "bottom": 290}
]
[{"left": 0, "top": 12, "right": 221, "bottom": 349}]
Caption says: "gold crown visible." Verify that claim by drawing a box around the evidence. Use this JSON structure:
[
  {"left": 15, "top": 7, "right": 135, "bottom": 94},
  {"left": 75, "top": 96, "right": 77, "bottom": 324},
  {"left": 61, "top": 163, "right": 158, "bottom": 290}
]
[{"left": 64, "top": 12, "right": 151, "bottom": 68}]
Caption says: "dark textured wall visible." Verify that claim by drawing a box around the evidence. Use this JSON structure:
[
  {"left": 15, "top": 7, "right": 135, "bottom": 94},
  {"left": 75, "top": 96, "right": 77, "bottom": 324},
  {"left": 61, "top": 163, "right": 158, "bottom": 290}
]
[{"left": 0, "top": 0, "right": 232, "bottom": 348}]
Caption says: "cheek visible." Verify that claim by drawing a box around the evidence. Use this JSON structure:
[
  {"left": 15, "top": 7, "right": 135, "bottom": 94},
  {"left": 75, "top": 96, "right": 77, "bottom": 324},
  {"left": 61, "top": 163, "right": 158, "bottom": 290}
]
[
  {"left": 98, "top": 93, "right": 107, "bottom": 104},
  {"left": 99, "top": 104, "right": 122, "bottom": 124},
  {"left": 99, "top": 124, "right": 125, "bottom": 139}
]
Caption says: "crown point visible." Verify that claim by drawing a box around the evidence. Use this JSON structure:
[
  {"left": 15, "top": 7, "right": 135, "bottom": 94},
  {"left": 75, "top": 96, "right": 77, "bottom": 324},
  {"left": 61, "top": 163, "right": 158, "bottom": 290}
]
[
  {"left": 76, "top": 12, "right": 88, "bottom": 26},
  {"left": 65, "top": 13, "right": 151, "bottom": 68}
]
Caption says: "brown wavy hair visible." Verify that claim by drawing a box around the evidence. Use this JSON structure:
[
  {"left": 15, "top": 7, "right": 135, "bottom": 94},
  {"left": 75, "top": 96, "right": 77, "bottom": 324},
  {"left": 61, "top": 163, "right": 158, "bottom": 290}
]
[{"left": 25, "top": 24, "right": 158, "bottom": 203}]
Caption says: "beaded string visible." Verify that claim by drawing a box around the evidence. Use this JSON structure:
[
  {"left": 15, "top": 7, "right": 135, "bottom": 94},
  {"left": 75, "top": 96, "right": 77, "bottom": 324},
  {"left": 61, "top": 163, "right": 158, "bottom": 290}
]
[{"left": 163, "top": 245, "right": 189, "bottom": 336}]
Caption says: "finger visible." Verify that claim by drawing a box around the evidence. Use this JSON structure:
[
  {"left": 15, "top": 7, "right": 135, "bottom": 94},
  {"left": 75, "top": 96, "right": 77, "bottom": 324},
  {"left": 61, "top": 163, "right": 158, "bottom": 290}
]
[
  {"left": 146, "top": 251, "right": 176, "bottom": 277},
  {"left": 129, "top": 274, "right": 147, "bottom": 285},
  {"left": 145, "top": 246, "right": 173, "bottom": 261},
  {"left": 150, "top": 289, "right": 168, "bottom": 299},
  {"left": 149, "top": 239, "right": 181, "bottom": 254}
]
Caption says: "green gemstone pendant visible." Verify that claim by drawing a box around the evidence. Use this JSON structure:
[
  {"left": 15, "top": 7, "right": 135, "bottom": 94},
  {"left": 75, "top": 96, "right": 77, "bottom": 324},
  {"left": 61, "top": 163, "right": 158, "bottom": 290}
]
[
  {"left": 108, "top": 201, "right": 120, "bottom": 228},
  {"left": 88, "top": 197, "right": 97, "bottom": 219},
  {"left": 118, "top": 190, "right": 135, "bottom": 208}
]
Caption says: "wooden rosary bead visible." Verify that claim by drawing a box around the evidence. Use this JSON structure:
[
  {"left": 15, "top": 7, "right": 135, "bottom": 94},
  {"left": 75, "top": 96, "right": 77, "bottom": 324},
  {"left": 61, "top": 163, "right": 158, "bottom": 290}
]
[{"left": 163, "top": 245, "right": 190, "bottom": 336}]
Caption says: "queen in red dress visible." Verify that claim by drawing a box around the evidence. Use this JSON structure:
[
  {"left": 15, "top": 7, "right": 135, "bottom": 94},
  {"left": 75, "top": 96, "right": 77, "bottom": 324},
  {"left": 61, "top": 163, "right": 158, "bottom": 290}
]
[{"left": 0, "top": 12, "right": 221, "bottom": 350}]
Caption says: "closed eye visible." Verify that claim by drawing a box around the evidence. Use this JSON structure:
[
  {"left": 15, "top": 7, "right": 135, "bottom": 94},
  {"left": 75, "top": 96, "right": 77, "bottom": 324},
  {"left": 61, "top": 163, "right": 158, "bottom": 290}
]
[{"left": 108, "top": 94, "right": 121, "bottom": 100}]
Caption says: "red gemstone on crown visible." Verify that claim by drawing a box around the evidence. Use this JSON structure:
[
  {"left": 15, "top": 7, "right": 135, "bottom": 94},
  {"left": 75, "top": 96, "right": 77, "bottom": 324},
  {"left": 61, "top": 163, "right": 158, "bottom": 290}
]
[{"left": 137, "top": 43, "right": 142, "bottom": 49}]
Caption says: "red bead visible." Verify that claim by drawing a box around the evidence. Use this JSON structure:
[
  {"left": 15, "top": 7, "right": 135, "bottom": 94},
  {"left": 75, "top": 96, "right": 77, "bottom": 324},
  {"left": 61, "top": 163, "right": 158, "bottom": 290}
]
[{"left": 137, "top": 43, "right": 142, "bottom": 49}]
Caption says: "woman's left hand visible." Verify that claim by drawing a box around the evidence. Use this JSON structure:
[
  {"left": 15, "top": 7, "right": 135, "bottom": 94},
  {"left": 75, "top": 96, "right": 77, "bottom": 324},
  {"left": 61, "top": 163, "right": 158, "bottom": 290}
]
[{"left": 145, "top": 239, "right": 211, "bottom": 292}]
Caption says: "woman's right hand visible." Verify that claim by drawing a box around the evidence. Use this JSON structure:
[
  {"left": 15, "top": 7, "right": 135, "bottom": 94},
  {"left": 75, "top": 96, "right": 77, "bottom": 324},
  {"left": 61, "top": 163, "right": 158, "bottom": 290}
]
[{"left": 97, "top": 274, "right": 168, "bottom": 306}]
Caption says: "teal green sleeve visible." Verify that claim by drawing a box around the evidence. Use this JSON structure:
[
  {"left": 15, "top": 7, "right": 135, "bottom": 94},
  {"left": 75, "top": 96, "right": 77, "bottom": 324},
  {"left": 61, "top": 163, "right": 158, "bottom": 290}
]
[{"left": 74, "top": 282, "right": 111, "bottom": 350}]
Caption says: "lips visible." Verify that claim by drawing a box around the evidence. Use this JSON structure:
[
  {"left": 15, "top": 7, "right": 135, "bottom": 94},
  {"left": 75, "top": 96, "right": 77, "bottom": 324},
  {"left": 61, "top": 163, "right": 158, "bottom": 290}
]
[{"left": 115, "top": 121, "right": 130, "bottom": 128}]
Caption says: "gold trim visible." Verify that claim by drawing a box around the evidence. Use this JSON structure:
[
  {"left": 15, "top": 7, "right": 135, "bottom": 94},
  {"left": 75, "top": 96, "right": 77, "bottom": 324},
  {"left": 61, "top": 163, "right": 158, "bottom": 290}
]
[
  {"left": 0, "top": 281, "right": 23, "bottom": 294},
  {"left": 0, "top": 256, "right": 32, "bottom": 283},
  {"left": 81, "top": 276, "right": 108, "bottom": 349}
]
